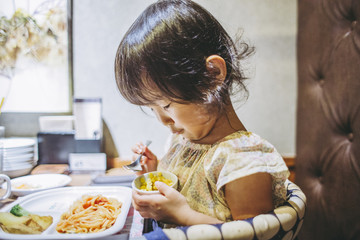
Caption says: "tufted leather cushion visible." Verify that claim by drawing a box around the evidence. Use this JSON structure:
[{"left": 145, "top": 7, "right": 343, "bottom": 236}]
[{"left": 295, "top": 0, "right": 360, "bottom": 239}]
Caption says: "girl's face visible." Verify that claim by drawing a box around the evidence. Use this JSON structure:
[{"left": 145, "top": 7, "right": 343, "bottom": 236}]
[{"left": 149, "top": 100, "right": 219, "bottom": 144}]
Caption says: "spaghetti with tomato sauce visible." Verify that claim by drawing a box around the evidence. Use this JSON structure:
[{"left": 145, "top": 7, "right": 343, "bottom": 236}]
[{"left": 56, "top": 194, "right": 122, "bottom": 233}]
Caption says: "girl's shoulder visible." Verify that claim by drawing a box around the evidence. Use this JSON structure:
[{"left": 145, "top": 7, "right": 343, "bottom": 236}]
[
  {"left": 206, "top": 131, "right": 289, "bottom": 196},
  {"left": 204, "top": 130, "right": 288, "bottom": 177},
  {"left": 215, "top": 130, "right": 275, "bottom": 152}
]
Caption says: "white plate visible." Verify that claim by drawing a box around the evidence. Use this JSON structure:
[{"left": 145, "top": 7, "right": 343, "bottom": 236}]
[
  {"left": 3, "top": 160, "right": 35, "bottom": 169},
  {"left": 4, "top": 157, "right": 35, "bottom": 165},
  {"left": 2, "top": 167, "right": 34, "bottom": 178},
  {"left": 0, "top": 138, "right": 35, "bottom": 149},
  {"left": 2, "top": 147, "right": 34, "bottom": 157},
  {"left": 3, "top": 153, "right": 34, "bottom": 161},
  {"left": 0, "top": 186, "right": 132, "bottom": 239},
  {"left": 3, "top": 162, "right": 35, "bottom": 172},
  {"left": 2, "top": 174, "right": 72, "bottom": 197}
]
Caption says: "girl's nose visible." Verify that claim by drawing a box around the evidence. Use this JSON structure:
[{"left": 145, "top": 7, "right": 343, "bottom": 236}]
[{"left": 157, "top": 112, "right": 174, "bottom": 126}]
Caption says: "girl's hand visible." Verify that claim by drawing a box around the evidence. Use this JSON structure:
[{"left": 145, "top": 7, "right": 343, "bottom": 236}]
[
  {"left": 131, "top": 142, "right": 158, "bottom": 175},
  {"left": 132, "top": 182, "right": 223, "bottom": 226},
  {"left": 132, "top": 181, "right": 190, "bottom": 225}
]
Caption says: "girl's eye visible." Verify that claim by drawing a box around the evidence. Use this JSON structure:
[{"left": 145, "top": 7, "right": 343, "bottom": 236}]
[{"left": 163, "top": 103, "right": 171, "bottom": 110}]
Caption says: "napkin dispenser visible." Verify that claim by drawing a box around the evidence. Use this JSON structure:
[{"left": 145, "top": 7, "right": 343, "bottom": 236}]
[
  {"left": 37, "top": 132, "right": 102, "bottom": 165},
  {"left": 37, "top": 132, "right": 76, "bottom": 164}
]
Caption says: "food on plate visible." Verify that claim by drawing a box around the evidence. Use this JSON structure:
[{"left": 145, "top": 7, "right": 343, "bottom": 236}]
[
  {"left": 10, "top": 204, "right": 30, "bottom": 217},
  {"left": 10, "top": 204, "right": 30, "bottom": 216},
  {"left": 56, "top": 194, "right": 122, "bottom": 234},
  {"left": 0, "top": 213, "right": 53, "bottom": 234},
  {"left": 139, "top": 171, "right": 173, "bottom": 191},
  {"left": 13, "top": 183, "right": 40, "bottom": 190},
  {"left": 0, "top": 204, "right": 53, "bottom": 234}
]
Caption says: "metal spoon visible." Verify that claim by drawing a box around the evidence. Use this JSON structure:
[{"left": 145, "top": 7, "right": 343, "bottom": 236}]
[{"left": 124, "top": 140, "right": 152, "bottom": 171}]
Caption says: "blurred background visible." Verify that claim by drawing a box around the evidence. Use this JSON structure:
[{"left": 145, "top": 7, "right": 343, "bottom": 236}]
[
  {"left": 2, "top": 2, "right": 359, "bottom": 239},
  {"left": 0, "top": 0, "right": 296, "bottom": 160}
]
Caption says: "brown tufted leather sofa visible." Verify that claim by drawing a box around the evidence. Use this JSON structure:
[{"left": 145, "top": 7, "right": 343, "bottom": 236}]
[{"left": 295, "top": 0, "right": 360, "bottom": 239}]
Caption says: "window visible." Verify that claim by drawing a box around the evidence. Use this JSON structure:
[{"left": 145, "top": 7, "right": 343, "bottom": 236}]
[{"left": 0, "top": 0, "right": 73, "bottom": 113}]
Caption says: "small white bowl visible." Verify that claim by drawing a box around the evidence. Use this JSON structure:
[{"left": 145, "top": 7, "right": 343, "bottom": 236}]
[{"left": 132, "top": 171, "right": 178, "bottom": 194}]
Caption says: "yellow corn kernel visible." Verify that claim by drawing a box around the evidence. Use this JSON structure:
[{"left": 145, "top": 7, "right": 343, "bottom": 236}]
[{"left": 138, "top": 172, "right": 174, "bottom": 191}]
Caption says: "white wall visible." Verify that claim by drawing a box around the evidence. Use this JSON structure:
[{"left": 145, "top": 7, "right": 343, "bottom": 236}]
[{"left": 73, "top": 0, "right": 297, "bottom": 159}]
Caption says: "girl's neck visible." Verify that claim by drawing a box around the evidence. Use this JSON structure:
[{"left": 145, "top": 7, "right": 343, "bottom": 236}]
[{"left": 192, "top": 103, "right": 246, "bottom": 145}]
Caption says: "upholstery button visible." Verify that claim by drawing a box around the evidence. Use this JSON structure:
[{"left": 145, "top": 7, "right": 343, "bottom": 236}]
[
  {"left": 351, "top": 21, "right": 357, "bottom": 30},
  {"left": 318, "top": 176, "right": 323, "bottom": 184},
  {"left": 315, "top": 169, "right": 323, "bottom": 183},
  {"left": 319, "top": 79, "right": 325, "bottom": 86},
  {"left": 348, "top": 133, "right": 354, "bottom": 141}
]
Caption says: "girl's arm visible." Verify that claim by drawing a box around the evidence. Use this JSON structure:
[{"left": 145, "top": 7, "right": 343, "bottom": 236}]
[
  {"left": 225, "top": 172, "right": 274, "bottom": 220},
  {"left": 132, "top": 172, "right": 273, "bottom": 225},
  {"left": 132, "top": 182, "right": 223, "bottom": 226}
]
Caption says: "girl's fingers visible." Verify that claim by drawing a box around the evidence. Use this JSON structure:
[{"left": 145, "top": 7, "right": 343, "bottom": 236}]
[
  {"left": 136, "top": 195, "right": 162, "bottom": 206},
  {"left": 132, "top": 201, "right": 150, "bottom": 212},
  {"left": 140, "top": 164, "right": 148, "bottom": 173},
  {"left": 133, "top": 191, "right": 165, "bottom": 205},
  {"left": 144, "top": 147, "right": 156, "bottom": 159},
  {"left": 155, "top": 181, "right": 173, "bottom": 196},
  {"left": 131, "top": 142, "right": 145, "bottom": 154},
  {"left": 132, "top": 190, "right": 149, "bottom": 206}
]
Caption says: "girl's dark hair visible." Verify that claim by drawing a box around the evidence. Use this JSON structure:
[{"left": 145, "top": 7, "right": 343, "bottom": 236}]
[{"left": 115, "top": 0, "right": 254, "bottom": 113}]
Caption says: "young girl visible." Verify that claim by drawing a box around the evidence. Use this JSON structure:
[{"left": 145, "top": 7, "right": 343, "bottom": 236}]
[{"left": 115, "top": 0, "right": 289, "bottom": 227}]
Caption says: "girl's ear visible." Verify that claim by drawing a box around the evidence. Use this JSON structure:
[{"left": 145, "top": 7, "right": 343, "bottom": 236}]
[{"left": 205, "top": 55, "right": 227, "bottom": 82}]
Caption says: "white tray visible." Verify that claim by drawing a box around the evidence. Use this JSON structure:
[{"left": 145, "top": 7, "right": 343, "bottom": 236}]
[{"left": 0, "top": 186, "right": 132, "bottom": 239}]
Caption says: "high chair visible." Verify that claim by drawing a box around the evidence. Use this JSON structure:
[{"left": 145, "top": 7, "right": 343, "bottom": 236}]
[{"left": 142, "top": 180, "right": 306, "bottom": 240}]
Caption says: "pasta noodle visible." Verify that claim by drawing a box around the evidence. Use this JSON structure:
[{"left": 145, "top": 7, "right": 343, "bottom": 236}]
[{"left": 56, "top": 194, "right": 122, "bottom": 234}]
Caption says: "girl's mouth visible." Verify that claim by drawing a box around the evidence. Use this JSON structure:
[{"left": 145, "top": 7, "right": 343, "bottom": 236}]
[{"left": 171, "top": 129, "right": 183, "bottom": 134}]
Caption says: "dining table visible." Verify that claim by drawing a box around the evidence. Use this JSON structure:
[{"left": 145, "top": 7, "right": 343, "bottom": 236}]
[{"left": 0, "top": 162, "right": 148, "bottom": 240}]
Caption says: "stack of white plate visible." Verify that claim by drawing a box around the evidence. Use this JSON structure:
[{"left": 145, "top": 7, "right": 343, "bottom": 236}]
[{"left": 1, "top": 138, "right": 37, "bottom": 178}]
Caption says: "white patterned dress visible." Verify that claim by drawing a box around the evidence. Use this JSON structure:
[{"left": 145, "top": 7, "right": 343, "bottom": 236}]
[{"left": 158, "top": 130, "right": 290, "bottom": 223}]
